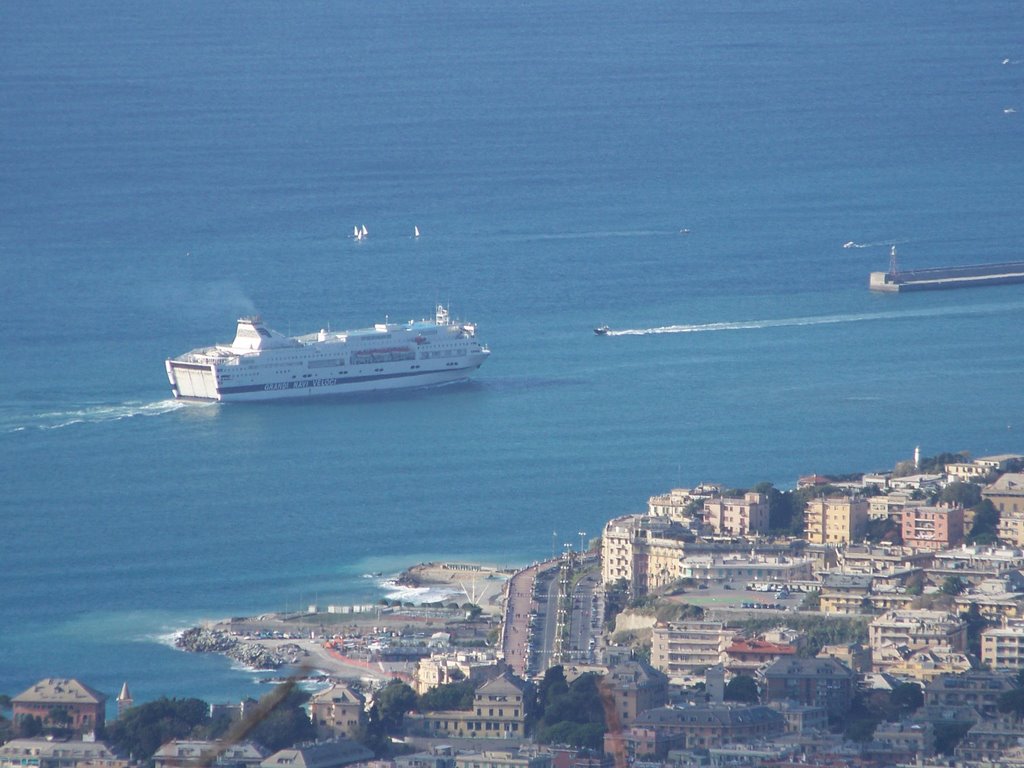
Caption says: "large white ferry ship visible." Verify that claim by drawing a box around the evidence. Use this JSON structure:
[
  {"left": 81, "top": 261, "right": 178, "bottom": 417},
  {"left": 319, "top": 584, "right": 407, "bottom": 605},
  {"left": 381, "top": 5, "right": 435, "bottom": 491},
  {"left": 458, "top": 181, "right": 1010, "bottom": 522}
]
[{"left": 166, "top": 305, "right": 490, "bottom": 402}]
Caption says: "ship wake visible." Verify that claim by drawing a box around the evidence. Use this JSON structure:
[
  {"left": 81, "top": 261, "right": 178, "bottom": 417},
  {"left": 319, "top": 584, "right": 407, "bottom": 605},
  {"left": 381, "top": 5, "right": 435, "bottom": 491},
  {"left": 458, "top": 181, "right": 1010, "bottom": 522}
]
[
  {"left": 7, "top": 399, "right": 196, "bottom": 433},
  {"left": 607, "top": 301, "right": 1024, "bottom": 337}
]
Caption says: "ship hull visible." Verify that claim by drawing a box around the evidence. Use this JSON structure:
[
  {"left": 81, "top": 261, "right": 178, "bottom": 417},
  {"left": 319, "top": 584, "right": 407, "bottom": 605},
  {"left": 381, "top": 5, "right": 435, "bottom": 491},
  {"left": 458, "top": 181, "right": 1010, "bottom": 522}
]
[{"left": 167, "top": 356, "right": 488, "bottom": 402}]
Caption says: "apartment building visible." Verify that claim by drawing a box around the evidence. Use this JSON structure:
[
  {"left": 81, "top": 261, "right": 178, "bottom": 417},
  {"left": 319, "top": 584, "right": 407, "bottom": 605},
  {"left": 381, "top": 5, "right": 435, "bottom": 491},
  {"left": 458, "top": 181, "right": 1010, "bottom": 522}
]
[
  {"left": 650, "top": 621, "right": 737, "bottom": 676},
  {"left": 308, "top": 684, "right": 367, "bottom": 739},
  {"left": 981, "top": 621, "right": 1024, "bottom": 672},
  {"left": 758, "top": 657, "right": 855, "bottom": 717},
  {"left": 924, "top": 671, "right": 1017, "bottom": 719},
  {"left": 804, "top": 496, "right": 868, "bottom": 545},
  {"left": 414, "top": 651, "right": 503, "bottom": 695},
  {"left": 647, "top": 484, "right": 720, "bottom": 523},
  {"left": 703, "top": 492, "right": 769, "bottom": 536},
  {"left": 984, "top": 473, "right": 1024, "bottom": 546},
  {"left": 602, "top": 660, "right": 669, "bottom": 726},
  {"left": 869, "top": 610, "right": 967, "bottom": 666},
  {"left": 901, "top": 505, "right": 964, "bottom": 551},
  {"left": 408, "top": 672, "right": 528, "bottom": 739}
]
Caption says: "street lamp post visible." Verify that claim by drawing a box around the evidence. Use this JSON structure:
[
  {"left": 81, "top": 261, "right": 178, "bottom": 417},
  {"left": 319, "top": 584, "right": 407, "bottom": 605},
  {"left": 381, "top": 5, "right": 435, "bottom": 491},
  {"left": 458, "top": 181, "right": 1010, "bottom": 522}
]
[{"left": 578, "top": 530, "right": 587, "bottom": 554}]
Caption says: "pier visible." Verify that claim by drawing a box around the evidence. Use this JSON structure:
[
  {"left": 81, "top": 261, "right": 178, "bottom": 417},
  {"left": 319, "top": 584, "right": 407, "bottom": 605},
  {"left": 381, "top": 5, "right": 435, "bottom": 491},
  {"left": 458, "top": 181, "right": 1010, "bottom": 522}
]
[{"left": 869, "top": 254, "right": 1024, "bottom": 293}]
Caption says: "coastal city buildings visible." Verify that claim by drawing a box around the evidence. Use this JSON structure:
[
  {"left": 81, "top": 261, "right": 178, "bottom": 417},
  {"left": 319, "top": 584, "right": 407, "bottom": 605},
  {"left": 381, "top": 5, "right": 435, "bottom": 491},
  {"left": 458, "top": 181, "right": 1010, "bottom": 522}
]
[
  {"left": 22, "top": 449, "right": 1024, "bottom": 768},
  {"left": 868, "top": 610, "right": 968, "bottom": 668},
  {"left": 407, "top": 672, "right": 529, "bottom": 739},
  {"left": 153, "top": 741, "right": 268, "bottom": 768},
  {"left": 0, "top": 740, "right": 128, "bottom": 768}
]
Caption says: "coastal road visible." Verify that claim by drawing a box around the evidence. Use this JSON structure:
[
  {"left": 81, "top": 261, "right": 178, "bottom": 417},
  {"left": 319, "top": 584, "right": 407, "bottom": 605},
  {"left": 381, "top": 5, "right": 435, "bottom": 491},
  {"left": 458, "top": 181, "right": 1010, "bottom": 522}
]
[
  {"left": 566, "top": 571, "right": 602, "bottom": 663},
  {"left": 501, "top": 564, "right": 538, "bottom": 677}
]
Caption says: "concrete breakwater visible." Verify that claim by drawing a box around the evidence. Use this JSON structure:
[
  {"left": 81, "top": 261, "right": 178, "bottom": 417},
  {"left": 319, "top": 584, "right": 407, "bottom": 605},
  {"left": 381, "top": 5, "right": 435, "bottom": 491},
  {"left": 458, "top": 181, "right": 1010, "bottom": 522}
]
[{"left": 870, "top": 261, "right": 1024, "bottom": 292}]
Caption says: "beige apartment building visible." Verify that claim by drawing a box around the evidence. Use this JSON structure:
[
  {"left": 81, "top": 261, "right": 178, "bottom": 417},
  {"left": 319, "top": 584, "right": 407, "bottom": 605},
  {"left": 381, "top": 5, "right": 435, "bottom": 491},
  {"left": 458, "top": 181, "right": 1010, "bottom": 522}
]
[
  {"left": 868, "top": 492, "right": 915, "bottom": 521},
  {"left": 981, "top": 621, "right": 1024, "bottom": 672},
  {"left": 308, "top": 684, "right": 366, "bottom": 739},
  {"left": 601, "top": 515, "right": 672, "bottom": 589},
  {"left": 408, "top": 672, "right": 528, "bottom": 740},
  {"left": 703, "top": 492, "right": 769, "bottom": 536},
  {"left": 901, "top": 505, "right": 964, "bottom": 551},
  {"left": 414, "top": 651, "right": 503, "bottom": 695},
  {"left": 805, "top": 496, "right": 868, "bottom": 545},
  {"left": 984, "top": 473, "right": 1024, "bottom": 546},
  {"left": 647, "top": 485, "right": 720, "bottom": 523},
  {"left": 602, "top": 514, "right": 692, "bottom": 595},
  {"left": 650, "top": 621, "right": 737, "bottom": 677},
  {"left": 869, "top": 610, "right": 967, "bottom": 668}
]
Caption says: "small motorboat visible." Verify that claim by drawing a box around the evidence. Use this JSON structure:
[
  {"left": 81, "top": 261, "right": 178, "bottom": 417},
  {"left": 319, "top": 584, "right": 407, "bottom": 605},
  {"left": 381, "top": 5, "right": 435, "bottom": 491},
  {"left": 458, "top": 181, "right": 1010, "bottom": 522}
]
[{"left": 594, "top": 325, "right": 610, "bottom": 336}]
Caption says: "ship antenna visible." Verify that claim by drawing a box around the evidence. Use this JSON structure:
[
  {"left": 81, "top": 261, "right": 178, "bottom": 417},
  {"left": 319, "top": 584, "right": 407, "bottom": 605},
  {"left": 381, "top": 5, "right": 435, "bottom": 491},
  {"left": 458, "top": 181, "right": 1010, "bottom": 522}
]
[{"left": 889, "top": 245, "right": 899, "bottom": 277}]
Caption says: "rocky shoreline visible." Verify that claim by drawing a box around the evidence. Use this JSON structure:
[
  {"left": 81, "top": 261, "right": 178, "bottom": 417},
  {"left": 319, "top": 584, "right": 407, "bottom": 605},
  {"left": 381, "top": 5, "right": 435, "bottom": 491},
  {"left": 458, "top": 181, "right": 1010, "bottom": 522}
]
[{"left": 175, "top": 626, "right": 307, "bottom": 670}]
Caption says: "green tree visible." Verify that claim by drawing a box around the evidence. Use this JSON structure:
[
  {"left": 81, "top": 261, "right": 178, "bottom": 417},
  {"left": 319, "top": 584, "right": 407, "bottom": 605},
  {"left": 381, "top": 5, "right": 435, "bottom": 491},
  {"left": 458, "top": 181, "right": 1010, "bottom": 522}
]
[
  {"left": 417, "top": 680, "right": 475, "bottom": 712},
  {"left": 249, "top": 689, "right": 315, "bottom": 752},
  {"left": 889, "top": 683, "right": 923, "bottom": 717},
  {"left": 800, "top": 590, "right": 821, "bottom": 611},
  {"left": 968, "top": 500, "right": 1000, "bottom": 544},
  {"left": 534, "top": 672, "right": 606, "bottom": 748},
  {"left": 724, "top": 675, "right": 759, "bottom": 703},
  {"left": 106, "top": 698, "right": 210, "bottom": 762},
  {"left": 941, "top": 576, "right": 967, "bottom": 595},
  {"left": 914, "top": 452, "right": 969, "bottom": 475},
  {"left": 939, "top": 481, "right": 981, "bottom": 507},
  {"left": 845, "top": 716, "right": 879, "bottom": 742},
  {"left": 934, "top": 722, "right": 972, "bottom": 755},
  {"left": 864, "top": 517, "right": 901, "bottom": 544},
  {"left": 19, "top": 714, "right": 43, "bottom": 738},
  {"left": 374, "top": 680, "right": 418, "bottom": 732},
  {"left": 352, "top": 704, "right": 390, "bottom": 757},
  {"left": 537, "top": 666, "right": 569, "bottom": 712},
  {"left": 998, "top": 688, "right": 1024, "bottom": 720},
  {"left": 46, "top": 706, "right": 73, "bottom": 736}
]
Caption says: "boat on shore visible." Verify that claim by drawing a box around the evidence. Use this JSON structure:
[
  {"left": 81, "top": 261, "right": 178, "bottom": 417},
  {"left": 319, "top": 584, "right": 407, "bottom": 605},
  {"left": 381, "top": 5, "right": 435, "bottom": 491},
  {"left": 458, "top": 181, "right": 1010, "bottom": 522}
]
[{"left": 166, "top": 305, "right": 490, "bottom": 402}]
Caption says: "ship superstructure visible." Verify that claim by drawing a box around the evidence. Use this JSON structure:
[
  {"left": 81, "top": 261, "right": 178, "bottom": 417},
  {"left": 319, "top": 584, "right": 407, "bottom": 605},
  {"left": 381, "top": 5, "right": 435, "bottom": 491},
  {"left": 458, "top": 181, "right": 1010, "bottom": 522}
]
[{"left": 166, "top": 305, "right": 490, "bottom": 401}]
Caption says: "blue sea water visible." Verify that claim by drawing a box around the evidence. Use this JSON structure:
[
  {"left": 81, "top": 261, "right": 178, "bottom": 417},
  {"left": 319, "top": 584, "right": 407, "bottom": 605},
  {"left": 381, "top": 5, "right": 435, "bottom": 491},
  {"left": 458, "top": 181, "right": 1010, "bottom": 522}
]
[{"left": 2, "top": 0, "right": 1023, "bottom": 708}]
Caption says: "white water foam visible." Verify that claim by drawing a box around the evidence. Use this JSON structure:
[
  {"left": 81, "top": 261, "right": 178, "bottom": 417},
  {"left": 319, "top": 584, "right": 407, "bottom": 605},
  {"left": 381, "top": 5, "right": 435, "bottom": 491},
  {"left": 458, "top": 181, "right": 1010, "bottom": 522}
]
[
  {"left": 606, "top": 301, "right": 1024, "bottom": 337},
  {"left": 8, "top": 399, "right": 198, "bottom": 433},
  {"left": 379, "top": 578, "right": 463, "bottom": 605},
  {"left": 842, "top": 238, "right": 907, "bottom": 249}
]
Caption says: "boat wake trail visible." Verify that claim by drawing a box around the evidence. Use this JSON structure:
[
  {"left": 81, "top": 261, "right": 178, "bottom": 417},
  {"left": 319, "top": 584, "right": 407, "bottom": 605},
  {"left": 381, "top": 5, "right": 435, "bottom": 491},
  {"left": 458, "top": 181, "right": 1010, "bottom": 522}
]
[
  {"left": 607, "top": 302, "right": 1024, "bottom": 337},
  {"left": 7, "top": 399, "right": 191, "bottom": 433},
  {"left": 842, "top": 238, "right": 907, "bottom": 249},
  {"left": 508, "top": 228, "right": 679, "bottom": 242}
]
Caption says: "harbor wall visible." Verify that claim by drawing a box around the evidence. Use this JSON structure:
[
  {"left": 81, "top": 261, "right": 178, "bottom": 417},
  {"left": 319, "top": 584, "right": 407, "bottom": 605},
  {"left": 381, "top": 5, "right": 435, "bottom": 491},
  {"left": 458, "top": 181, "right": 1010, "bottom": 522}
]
[{"left": 869, "top": 261, "right": 1024, "bottom": 292}]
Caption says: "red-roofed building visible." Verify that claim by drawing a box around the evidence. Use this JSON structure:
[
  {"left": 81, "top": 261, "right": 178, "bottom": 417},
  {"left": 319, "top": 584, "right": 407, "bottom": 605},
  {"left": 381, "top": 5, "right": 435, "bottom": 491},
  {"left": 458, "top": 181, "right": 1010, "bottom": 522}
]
[
  {"left": 724, "top": 639, "right": 797, "bottom": 675},
  {"left": 12, "top": 678, "right": 107, "bottom": 737}
]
